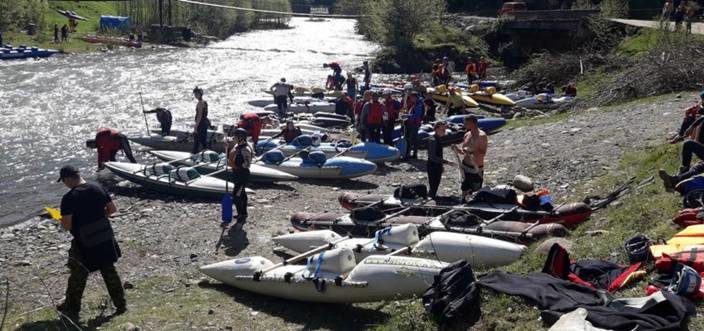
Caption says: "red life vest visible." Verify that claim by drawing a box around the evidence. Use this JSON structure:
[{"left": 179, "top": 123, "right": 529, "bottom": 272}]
[
  {"left": 367, "top": 102, "right": 383, "bottom": 125},
  {"left": 656, "top": 247, "right": 704, "bottom": 274},
  {"left": 96, "top": 128, "right": 123, "bottom": 166}
]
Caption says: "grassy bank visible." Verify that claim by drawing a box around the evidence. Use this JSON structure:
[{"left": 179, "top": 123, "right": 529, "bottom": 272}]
[{"left": 2, "top": 1, "right": 118, "bottom": 53}]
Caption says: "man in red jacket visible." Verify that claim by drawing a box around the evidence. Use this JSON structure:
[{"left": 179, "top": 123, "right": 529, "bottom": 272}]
[
  {"left": 237, "top": 112, "right": 273, "bottom": 149},
  {"left": 86, "top": 128, "right": 136, "bottom": 170},
  {"left": 360, "top": 92, "right": 384, "bottom": 143}
]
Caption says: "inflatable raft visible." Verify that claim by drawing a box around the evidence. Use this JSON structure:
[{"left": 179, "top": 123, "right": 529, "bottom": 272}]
[
  {"left": 426, "top": 87, "right": 479, "bottom": 108},
  {"left": 258, "top": 150, "right": 377, "bottom": 179},
  {"left": 148, "top": 150, "right": 298, "bottom": 182},
  {"left": 104, "top": 162, "right": 254, "bottom": 199},
  {"left": 256, "top": 136, "right": 400, "bottom": 163},
  {"left": 515, "top": 94, "right": 575, "bottom": 110},
  {"left": 274, "top": 224, "right": 526, "bottom": 268},
  {"left": 130, "top": 132, "right": 225, "bottom": 153},
  {"left": 289, "top": 211, "right": 569, "bottom": 242},
  {"left": 337, "top": 192, "right": 592, "bottom": 228},
  {"left": 263, "top": 101, "right": 335, "bottom": 114},
  {"left": 200, "top": 247, "right": 446, "bottom": 303},
  {"left": 1, "top": 45, "right": 60, "bottom": 60},
  {"left": 81, "top": 35, "right": 142, "bottom": 48},
  {"left": 248, "top": 96, "right": 337, "bottom": 108}
]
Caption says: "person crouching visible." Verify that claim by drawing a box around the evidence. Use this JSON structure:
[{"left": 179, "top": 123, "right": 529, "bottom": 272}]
[{"left": 86, "top": 128, "right": 137, "bottom": 170}]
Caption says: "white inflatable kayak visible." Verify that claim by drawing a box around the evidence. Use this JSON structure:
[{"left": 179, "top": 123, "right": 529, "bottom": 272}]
[
  {"left": 200, "top": 247, "right": 446, "bottom": 303},
  {"left": 104, "top": 162, "right": 253, "bottom": 199},
  {"left": 264, "top": 101, "right": 335, "bottom": 114},
  {"left": 148, "top": 150, "right": 298, "bottom": 182},
  {"left": 248, "top": 96, "right": 337, "bottom": 108},
  {"left": 273, "top": 224, "right": 526, "bottom": 268}
]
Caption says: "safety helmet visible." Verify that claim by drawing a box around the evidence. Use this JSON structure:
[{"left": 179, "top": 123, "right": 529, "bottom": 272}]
[{"left": 671, "top": 264, "right": 702, "bottom": 296}]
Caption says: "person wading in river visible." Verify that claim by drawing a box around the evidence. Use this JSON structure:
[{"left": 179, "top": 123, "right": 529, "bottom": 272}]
[
  {"left": 453, "top": 115, "right": 488, "bottom": 201},
  {"left": 192, "top": 86, "right": 210, "bottom": 154},
  {"left": 56, "top": 165, "right": 126, "bottom": 323},
  {"left": 270, "top": 78, "right": 291, "bottom": 118},
  {"left": 427, "top": 121, "right": 456, "bottom": 198},
  {"left": 225, "top": 129, "right": 253, "bottom": 228}
]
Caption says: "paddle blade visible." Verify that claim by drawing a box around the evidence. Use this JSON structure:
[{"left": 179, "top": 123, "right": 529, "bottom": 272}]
[
  {"left": 45, "top": 207, "right": 62, "bottom": 221},
  {"left": 221, "top": 194, "right": 233, "bottom": 222}
]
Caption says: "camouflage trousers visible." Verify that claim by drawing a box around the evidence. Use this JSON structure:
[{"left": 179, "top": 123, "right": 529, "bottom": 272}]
[{"left": 62, "top": 243, "right": 126, "bottom": 314}]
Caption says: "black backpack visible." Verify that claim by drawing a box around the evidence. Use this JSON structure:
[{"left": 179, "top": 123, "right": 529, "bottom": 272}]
[
  {"left": 393, "top": 184, "right": 428, "bottom": 200},
  {"left": 422, "top": 260, "right": 481, "bottom": 328},
  {"left": 470, "top": 186, "right": 518, "bottom": 205}
]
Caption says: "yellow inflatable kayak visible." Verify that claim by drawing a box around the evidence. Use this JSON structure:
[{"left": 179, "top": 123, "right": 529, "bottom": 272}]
[
  {"left": 463, "top": 84, "right": 515, "bottom": 107},
  {"left": 426, "top": 87, "right": 479, "bottom": 108}
]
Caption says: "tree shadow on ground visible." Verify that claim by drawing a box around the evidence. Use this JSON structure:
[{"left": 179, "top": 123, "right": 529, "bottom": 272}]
[{"left": 199, "top": 282, "right": 390, "bottom": 330}]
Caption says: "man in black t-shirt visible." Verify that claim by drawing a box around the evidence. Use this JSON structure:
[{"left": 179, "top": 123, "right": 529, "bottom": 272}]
[{"left": 56, "top": 165, "right": 126, "bottom": 323}]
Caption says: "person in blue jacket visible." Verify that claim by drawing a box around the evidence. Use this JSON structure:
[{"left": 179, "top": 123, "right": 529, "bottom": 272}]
[{"left": 403, "top": 91, "right": 424, "bottom": 160}]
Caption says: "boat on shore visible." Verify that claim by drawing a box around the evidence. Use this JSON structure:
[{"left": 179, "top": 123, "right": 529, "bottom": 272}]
[{"left": 1, "top": 45, "right": 60, "bottom": 60}]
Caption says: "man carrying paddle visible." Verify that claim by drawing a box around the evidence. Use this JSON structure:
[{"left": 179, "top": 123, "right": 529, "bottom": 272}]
[
  {"left": 224, "top": 129, "right": 253, "bottom": 228},
  {"left": 452, "top": 115, "right": 488, "bottom": 201},
  {"left": 56, "top": 166, "right": 126, "bottom": 323}
]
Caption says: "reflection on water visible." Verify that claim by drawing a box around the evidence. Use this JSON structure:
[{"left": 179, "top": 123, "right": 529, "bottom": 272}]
[{"left": 0, "top": 18, "right": 378, "bottom": 226}]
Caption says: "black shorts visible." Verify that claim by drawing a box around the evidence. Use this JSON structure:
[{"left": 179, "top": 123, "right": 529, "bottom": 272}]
[{"left": 461, "top": 169, "right": 484, "bottom": 193}]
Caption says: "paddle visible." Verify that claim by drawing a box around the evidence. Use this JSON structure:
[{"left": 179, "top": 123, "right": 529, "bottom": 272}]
[
  {"left": 216, "top": 146, "right": 234, "bottom": 254},
  {"left": 253, "top": 235, "right": 352, "bottom": 281},
  {"left": 138, "top": 92, "right": 150, "bottom": 135}
]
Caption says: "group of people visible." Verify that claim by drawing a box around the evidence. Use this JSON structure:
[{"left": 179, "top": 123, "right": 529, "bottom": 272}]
[
  {"left": 53, "top": 23, "right": 70, "bottom": 43},
  {"left": 661, "top": 92, "right": 704, "bottom": 190},
  {"left": 464, "top": 56, "right": 490, "bottom": 84},
  {"left": 324, "top": 61, "right": 371, "bottom": 94},
  {"left": 663, "top": 0, "right": 700, "bottom": 33}
]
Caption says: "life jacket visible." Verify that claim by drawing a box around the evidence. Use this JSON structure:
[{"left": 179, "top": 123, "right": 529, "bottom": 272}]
[
  {"left": 673, "top": 208, "right": 704, "bottom": 227},
  {"left": 282, "top": 127, "right": 302, "bottom": 143},
  {"left": 354, "top": 100, "right": 366, "bottom": 117},
  {"left": 384, "top": 99, "right": 400, "bottom": 122},
  {"left": 465, "top": 63, "right": 477, "bottom": 75},
  {"left": 96, "top": 128, "right": 123, "bottom": 166},
  {"left": 230, "top": 143, "right": 253, "bottom": 170},
  {"left": 366, "top": 102, "right": 383, "bottom": 125}
]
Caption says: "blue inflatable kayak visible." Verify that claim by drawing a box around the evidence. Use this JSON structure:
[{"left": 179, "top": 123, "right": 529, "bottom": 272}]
[
  {"left": 259, "top": 150, "right": 377, "bottom": 179},
  {"left": 257, "top": 135, "right": 400, "bottom": 163},
  {"left": 0, "top": 45, "right": 60, "bottom": 60}
]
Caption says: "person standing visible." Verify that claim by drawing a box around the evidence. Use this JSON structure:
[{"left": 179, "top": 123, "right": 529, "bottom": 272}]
[
  {"left": 192, "top": 87, "right": 210, "bottom": 154},
  {"left": 225, "top": 129, "right": 253, "bottom": 228},
  {"left": 86, "top": 128, "right": 137, "bottom": 170},
  {"left": 478, "top": 56, "right": 489, "bottom": 80},
  {"left": 360, "top": 92, "right": 384, "bottom": 143},
  {"left": 403, "top": 91, "right": 424, "bottom": 159},
  {"left": 56, "top": 166, "right": 126, "bottom": 323},
  {"left": 346, "top": 74, "right": 358, "bottom": 99},
  {"left": 362, "top": 61, "right": 371, "bottom": 92},
  {"left": 452, "top": 115, "right": 488, "bottom": 200},
  {"left": 427, "top": 122, "right": 455, "bottom": 198},
  {"left": 54, "top": 24, "right": 60, "bottom": 43},
  {"left": 61, "top": 24, "right": 68, "bottom": 42},
  {"left": 355, "top": 91, "right": 372, "bottom": 142},
  {"left": 270, "top": 78, "right": 291, "bottom": 118},
  {"left": 465, "top": 58, "right": 478, "bottom": 84},
  {"left": 382, "top": 90, "right": 401, "bottom": 146}
]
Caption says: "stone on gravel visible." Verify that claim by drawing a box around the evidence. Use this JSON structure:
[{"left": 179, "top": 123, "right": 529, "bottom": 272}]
[
  {"left": 14, "top": 260, "right": 31, "bottom": 267},
  {"left": 208, "top": 308, "right": 215, "bottom": 315},
  {"left": 534, "top": 238, "right": 574, "bottom": 255},
  {"left": 123, "top": 281, "right": 135, "bottom": 290},
  {"left": 123, "top": 322, "right": 140, "bottom": 331}
]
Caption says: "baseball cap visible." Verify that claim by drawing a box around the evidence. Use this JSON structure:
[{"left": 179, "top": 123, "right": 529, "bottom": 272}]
[{"left": 57, "top": 165, "right": 79, "bottom": 182}]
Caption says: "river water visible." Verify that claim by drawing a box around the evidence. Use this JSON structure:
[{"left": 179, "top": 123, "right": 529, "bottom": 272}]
[{"left": 0, "top": 18, "right": 379, "bottom": 227}]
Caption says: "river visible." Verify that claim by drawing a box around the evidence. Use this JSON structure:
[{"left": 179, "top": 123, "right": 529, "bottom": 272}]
[{"left": 0, "top": 18, "right": 379, "bottom": 227}]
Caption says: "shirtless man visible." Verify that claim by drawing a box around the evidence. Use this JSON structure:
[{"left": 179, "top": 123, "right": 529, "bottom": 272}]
[{"left": 452, "top": 115, "right": 488, "bottom": 201}]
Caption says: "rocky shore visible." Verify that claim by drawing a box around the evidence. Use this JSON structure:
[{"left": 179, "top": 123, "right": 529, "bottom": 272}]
[{"left": 0, "top": 93, "right": 690, "bottom": 330}]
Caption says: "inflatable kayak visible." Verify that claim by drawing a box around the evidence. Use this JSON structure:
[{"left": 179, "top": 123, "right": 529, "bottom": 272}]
[
  {"left": 200, "top": 247, "right": 446, "bottom": 303},
  {"left": 248, "top": 96, "right": 337, "bottom": 108},
  {"left": 1, "top": 46, "right": 60, "bottom": 60},
  {"left": 515, "top": 94, "right": 575, "bottom": 109},
  {"left": 104, "top": 162, "right": 254, "bottom": 199},
  {"left": 273, "top": 224, "right": 526, "bottom": 268},
  {"left": 426, "top": 88, "right": 479, "bottom": 108},
  {"left": 262, "top": 87, "right": 343, "bottom": 98},
  {"left": 148, "top": 150, "right": 298, "bottom": 182},
  {"left": 130, "top": 132, "right": 225, "bottom": 153},
  {"left": 468, "top": 91, "right": 515, "bottom": 107},
  {"left": 650, "top": 225, "right": 704, "bottom": 257},
  {"left": 256, "top": 137, "right": 400, "bottom": 163},
  {"left": 264, "top": 101, "right": 335, "bottom": 114},
  {"left": 289, "top": 211, "right": 569, "bottom": 242},
  {"left": 57, "top": 9, "right": 87, "bottom": 20},
  {"left": 337, "top": 192, "right": 592, "bottom": 228},
  {"left": 81, "top": 35, "right": 142, "bottom": 48},
  {"left": 258, "top": 150, "right": 377, "bottom": 179}
]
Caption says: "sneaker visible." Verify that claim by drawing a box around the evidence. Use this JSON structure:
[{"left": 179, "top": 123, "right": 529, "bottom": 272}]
[{"left": 658, "top": 169, "right": 675, "bottom": 192}]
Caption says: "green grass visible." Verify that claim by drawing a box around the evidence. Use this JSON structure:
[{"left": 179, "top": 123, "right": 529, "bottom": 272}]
[{"left": 3, "top": 1, "right": 119, "bottom": 53}]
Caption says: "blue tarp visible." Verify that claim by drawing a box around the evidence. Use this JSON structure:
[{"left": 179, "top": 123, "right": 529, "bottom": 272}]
[{"left": 99, "top": 16, "right": 131, "bottom": 31}]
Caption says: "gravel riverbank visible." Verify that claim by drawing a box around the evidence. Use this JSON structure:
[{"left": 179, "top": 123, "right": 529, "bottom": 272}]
[{"left": 0, "top": 93, "right": 692, "bottom": 330}]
